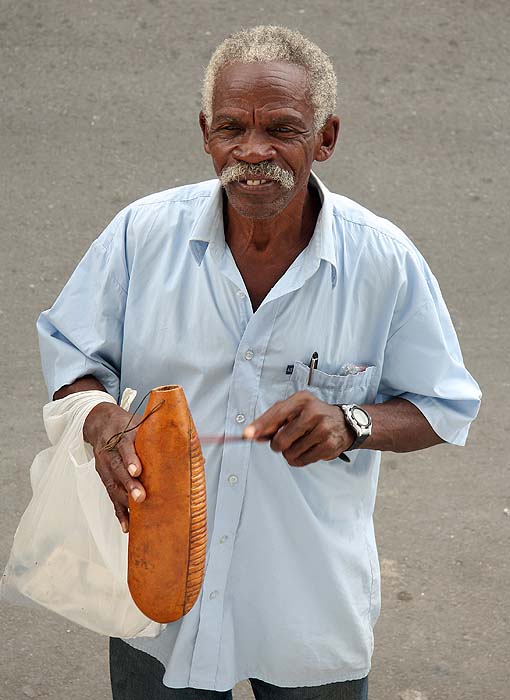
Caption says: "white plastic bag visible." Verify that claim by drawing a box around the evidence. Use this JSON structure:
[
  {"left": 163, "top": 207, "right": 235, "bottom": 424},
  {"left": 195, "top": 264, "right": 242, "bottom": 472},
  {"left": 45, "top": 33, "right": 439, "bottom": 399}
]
[{"left": 1, "top": 389, "right": 163, "bottom": 638}]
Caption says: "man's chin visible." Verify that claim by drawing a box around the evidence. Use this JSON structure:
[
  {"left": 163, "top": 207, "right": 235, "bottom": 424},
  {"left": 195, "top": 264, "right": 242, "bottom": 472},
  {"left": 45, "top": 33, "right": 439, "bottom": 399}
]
[{"left": 223, "top": 183, "right": 294, "bottom": 220}]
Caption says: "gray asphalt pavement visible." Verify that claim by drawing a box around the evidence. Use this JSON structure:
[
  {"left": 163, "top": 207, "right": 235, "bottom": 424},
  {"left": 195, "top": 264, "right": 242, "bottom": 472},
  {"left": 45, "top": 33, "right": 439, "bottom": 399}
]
[{"left": 1, "top": 1, "right": 509, "bottom": 699}]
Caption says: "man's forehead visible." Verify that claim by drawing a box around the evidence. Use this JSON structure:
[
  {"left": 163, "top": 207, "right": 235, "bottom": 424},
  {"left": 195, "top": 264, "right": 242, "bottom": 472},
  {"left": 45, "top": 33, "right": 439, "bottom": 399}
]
[{"left": 212, "top": 61, "right": 311, "bottom": 116}]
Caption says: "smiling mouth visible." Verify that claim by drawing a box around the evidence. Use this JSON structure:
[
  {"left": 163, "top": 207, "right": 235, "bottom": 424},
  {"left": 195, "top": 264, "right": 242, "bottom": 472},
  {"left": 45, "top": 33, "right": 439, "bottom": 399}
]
[{"left": 233, "top": 178, "right": 276, "bottom": 189}]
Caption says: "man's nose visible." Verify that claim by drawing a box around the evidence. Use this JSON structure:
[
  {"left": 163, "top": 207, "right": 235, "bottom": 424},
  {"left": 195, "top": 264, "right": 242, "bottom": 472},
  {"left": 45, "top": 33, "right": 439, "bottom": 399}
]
[{"left": 232, "top": 129, "right": 276, "bottom": 163}]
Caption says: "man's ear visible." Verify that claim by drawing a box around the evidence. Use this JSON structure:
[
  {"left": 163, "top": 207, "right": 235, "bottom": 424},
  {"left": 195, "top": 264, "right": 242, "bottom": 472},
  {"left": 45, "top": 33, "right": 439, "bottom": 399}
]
[
  {"left": 199, "top": 111, "right": 211, "bottom": 154},
  {"left": 314, "top": 115, "right": 340, "bottom": 163}
]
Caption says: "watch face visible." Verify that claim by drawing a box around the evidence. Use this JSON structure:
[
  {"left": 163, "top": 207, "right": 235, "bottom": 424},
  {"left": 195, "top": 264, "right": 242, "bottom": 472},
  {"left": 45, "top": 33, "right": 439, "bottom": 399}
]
[{"left": 352, "top": 407, "right": 370, "bottom": 428}]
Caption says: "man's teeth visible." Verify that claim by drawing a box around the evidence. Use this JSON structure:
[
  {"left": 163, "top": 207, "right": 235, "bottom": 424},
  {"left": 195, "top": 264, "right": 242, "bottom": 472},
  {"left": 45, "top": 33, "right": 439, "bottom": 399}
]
[{"left": 245, "top": 179, "right": 268, "bottom": 185}]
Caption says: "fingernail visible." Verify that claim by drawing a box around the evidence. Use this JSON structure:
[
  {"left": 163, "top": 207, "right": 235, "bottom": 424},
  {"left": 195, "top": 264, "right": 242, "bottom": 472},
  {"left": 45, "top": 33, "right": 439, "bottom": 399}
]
[
  {"left": 132, "top": 488, "right": 142, "bottom": 501},
  {"left": 121, "top": 521, "right": 128, "bottom": 534},
  {"left": 243, "top": 426, "right": 256, "bottom": 440},
  {"left": 128, "top": 463, "right": 138, "bottom": 476}
]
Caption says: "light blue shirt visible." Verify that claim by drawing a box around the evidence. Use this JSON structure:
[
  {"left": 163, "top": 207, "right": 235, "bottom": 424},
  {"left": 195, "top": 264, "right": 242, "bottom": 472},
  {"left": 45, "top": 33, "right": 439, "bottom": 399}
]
[{"left": 37, "top": 173, "right": 481, "bottom": 690}]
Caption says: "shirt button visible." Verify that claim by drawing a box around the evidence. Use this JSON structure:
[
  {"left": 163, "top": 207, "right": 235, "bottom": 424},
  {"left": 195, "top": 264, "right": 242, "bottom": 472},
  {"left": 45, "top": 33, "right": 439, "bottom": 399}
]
[
  {"left": 237, "top": 290, "right": 246, "bottom": 299},
  {"left": 228, "top": 474, "right": 238, "bottom": 486},
  {"left": 235, "top": 413, "right": 246, "bottom": 423},
  {"left": 209, "top": 590, "right": 219, "bottom": 600},
  {"left": 244, "top": 349, "right": 254, "bottom": 361},
  {"left": 219, "top": 535, "right": 229, "bottom": 544}
]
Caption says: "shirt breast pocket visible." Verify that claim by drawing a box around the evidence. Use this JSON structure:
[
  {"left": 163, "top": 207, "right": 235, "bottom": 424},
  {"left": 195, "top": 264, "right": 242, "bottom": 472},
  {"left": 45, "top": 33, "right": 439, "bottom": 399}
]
[{"left": 285, "top": 360, "right": 378, "bottom": 406}]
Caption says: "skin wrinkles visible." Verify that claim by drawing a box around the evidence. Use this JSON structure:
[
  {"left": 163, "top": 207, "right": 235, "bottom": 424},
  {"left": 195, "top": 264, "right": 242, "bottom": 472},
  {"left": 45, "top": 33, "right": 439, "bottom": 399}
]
[
  {"left": 217, "top": 66, "right": 310, "bottom": 99},
  {"left": 199, "top": 61, "right": 339, "bottom": 311},
  {"left": 200, "top": 62, "right": 338, "bottom": 247},
  {"left": 213, "top": 110, "right": 309, "bottom": 133},
  {"left": 215, "top": 69, "right": 314, "bottom": 136}
]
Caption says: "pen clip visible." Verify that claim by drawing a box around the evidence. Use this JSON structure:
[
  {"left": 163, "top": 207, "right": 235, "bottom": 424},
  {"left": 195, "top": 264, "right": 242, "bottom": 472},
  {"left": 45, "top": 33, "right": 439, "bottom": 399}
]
[{"left": 307, "top": 352, "right": 319, "bottom": 386}]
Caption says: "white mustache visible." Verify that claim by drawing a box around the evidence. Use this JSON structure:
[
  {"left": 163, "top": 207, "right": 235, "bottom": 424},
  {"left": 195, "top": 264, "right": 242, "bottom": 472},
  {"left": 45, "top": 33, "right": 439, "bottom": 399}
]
[{"left": 219, "top": 161, "right": 295, "bottom": 190}]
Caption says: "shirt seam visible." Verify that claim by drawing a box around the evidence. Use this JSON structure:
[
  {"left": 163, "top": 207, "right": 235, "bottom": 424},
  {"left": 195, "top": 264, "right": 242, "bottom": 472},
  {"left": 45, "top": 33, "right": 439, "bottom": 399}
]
[
  {"left": 184, "top": 666, "right": 371, "bottom": 691},
  {"left": 130, "top": 203, "right": 167, "bottom": 257},
  {"left": 130, "top": 193, "right": 213, "bottom": 209},
  {"left": 94, "top": 239, "right": 129, "bottom": 295},
  {"left": 332, "top": 211, "right": 419, "bottom": 255},
  {"left": 386, "top": 297, "right": 433, "bottom": 342}
]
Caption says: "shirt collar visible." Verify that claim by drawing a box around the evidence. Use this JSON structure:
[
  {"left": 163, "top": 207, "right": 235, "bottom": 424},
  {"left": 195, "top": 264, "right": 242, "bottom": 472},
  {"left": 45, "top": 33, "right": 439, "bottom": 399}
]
[
  {"left": 189, "top": 171, "right": 338, "bottom": 288},
  {"left": 307, "top": 171, "right": 338, "bottom": 287},
  {"left": 188, "top": 180, "right": 225, "bottom": 265}
]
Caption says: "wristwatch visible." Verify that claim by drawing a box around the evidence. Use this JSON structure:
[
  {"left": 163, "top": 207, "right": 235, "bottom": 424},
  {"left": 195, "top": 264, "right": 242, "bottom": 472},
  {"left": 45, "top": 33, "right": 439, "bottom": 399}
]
[{"left": 338, "top": 404, "right": 372, "bottom": 451}]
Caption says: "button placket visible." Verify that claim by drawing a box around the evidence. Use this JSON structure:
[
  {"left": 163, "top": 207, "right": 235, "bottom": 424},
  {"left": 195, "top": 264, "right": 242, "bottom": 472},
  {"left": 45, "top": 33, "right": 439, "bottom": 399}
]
[
  {"left": 234, "top": 287, "right": 252, "bottom": 333},
  {"left": 189, "top": 300, "right": 283, "bottom": 687}
]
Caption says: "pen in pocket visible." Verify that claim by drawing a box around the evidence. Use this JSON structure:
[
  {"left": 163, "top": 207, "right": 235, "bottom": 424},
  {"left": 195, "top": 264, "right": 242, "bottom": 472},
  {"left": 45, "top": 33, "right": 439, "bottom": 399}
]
[{"left": 307, "top": 352, "right": 319, "bottom": 386}]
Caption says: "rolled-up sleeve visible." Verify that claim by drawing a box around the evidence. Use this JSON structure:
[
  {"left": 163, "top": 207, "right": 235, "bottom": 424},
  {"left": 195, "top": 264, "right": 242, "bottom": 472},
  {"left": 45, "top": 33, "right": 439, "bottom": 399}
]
[
  {"left": 377, "top": 269, "right": 481, "bottom": 446},
  {"left": 37, "top": 212, "right": 129, "bottom": 401}
]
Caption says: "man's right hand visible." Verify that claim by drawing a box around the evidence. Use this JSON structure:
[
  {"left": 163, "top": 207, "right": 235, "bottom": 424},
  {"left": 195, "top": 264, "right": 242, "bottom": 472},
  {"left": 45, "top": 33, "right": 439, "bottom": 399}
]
[{"left": 83, "top": 402, "right": 146, "bottom": 533}]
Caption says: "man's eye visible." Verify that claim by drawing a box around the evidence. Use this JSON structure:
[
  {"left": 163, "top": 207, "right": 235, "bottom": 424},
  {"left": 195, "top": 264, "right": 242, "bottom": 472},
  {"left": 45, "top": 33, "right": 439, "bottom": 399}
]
[
  {"left": 272, "top": 127, "right": 293, "bottom": 132},
  {"left": 220, "top": 125, "right": 242, "bottom": 131}
]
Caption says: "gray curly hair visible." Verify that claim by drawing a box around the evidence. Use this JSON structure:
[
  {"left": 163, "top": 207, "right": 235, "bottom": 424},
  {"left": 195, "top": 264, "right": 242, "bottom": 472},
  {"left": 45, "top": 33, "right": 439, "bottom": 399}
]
[{"left": 202, "top": 26, "right": 337, "bottom": 133}]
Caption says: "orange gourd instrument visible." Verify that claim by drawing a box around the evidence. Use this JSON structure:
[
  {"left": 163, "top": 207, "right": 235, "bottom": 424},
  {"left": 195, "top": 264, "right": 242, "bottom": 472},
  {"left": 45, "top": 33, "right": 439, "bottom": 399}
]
[{"left": 128, "top": 385, "right": 207, "bottom": 623}]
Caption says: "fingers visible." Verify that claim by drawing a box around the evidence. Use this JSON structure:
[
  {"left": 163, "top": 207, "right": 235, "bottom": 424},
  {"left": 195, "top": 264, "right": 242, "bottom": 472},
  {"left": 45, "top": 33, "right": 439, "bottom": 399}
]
[
  {"left": 117, "top": 439, "right": 143, "bottom": 478},
  {"left": 243, "top": 392, "right": 310, "bottom": 440},
  {"left": 247, "top": 395, "right": 352, "bottom": 467},
  {"left": 85, "top": 405, "right": 148, "bottom": 532},
  {"left": 283, "top": 426, "right": 336, "bottom": 467},
  {"left": 95, "top": 463, "right": 132, "bottom": 532},
  {"left": 113, "top": 499, "right": 130, "bottom": 534},
  {"left": 269, "top": 403, "right": 318, "bottom": 453},
  {"left": 94, "top": 435, "right": 146, "bottom": 533},
  {"left": 108, "top": 448, "right": 146, "bottom": 502}
]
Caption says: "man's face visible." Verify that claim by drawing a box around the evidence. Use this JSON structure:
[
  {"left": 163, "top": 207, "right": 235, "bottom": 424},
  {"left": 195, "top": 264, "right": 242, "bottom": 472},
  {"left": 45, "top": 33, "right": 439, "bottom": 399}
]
[{"left": 200, "top": 61, "right": 326, "bottom": 220}]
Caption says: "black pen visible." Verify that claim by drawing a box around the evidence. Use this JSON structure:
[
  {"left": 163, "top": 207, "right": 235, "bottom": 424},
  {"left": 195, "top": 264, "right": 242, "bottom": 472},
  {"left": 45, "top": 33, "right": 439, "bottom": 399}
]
[{"left": 307, "top": 352, "right": 319, "bottom": 386}]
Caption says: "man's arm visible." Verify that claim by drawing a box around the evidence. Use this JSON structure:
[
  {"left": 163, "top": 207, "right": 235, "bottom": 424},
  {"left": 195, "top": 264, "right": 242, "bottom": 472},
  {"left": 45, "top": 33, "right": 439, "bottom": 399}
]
[
  {"left": 361, "top": 396, "right": 444, "bottom": 452},
  {"left": 39, "top": 208, "right": 141, "bottom": 531},
  {"left": 54, "top": 376, "right": 146, "bottom": 532},
  {"left": 243, "top": 392, "right": 443, "bottom": 467},
  {"left": 53, "top": 375, "right": 107, "bottom": 400}
]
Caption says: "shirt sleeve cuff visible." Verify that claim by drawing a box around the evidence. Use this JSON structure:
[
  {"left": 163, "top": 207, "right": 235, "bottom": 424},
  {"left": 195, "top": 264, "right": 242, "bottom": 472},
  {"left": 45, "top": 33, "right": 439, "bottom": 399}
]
[
  {"left": 398, "top": 392, "right": 481, "bottom": 446},
  {"left": 44, "top": 357, "right": 120, "bottom": 403}
]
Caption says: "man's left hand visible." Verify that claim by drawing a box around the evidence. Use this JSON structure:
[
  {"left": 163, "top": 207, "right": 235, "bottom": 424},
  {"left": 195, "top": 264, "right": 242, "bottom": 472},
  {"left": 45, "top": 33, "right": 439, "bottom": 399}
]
[{"left": 243, "top": 391, "right": 354, "bottom": 467}]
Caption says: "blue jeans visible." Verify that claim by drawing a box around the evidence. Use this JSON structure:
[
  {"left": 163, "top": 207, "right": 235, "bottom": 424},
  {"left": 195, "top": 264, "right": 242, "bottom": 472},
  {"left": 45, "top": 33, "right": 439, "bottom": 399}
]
[{"left": 110, "top": 638, "right": 368, "bottom": 700}]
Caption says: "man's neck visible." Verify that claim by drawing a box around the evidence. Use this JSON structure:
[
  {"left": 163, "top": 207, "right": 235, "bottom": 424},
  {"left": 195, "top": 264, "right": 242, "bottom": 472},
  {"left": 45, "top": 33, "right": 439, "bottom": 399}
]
[
  {"left": 223, "top": 183, "right": 321, "bottom": 260},
  {"left": 221, "top": 182, "right": 322, "bottom": 311}
]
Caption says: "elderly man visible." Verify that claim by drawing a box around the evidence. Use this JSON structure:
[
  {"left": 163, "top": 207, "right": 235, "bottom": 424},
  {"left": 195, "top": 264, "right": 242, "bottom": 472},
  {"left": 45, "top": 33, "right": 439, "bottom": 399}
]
[{"left": 38, "top": 25, "right": 480, "bottom": 700}]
